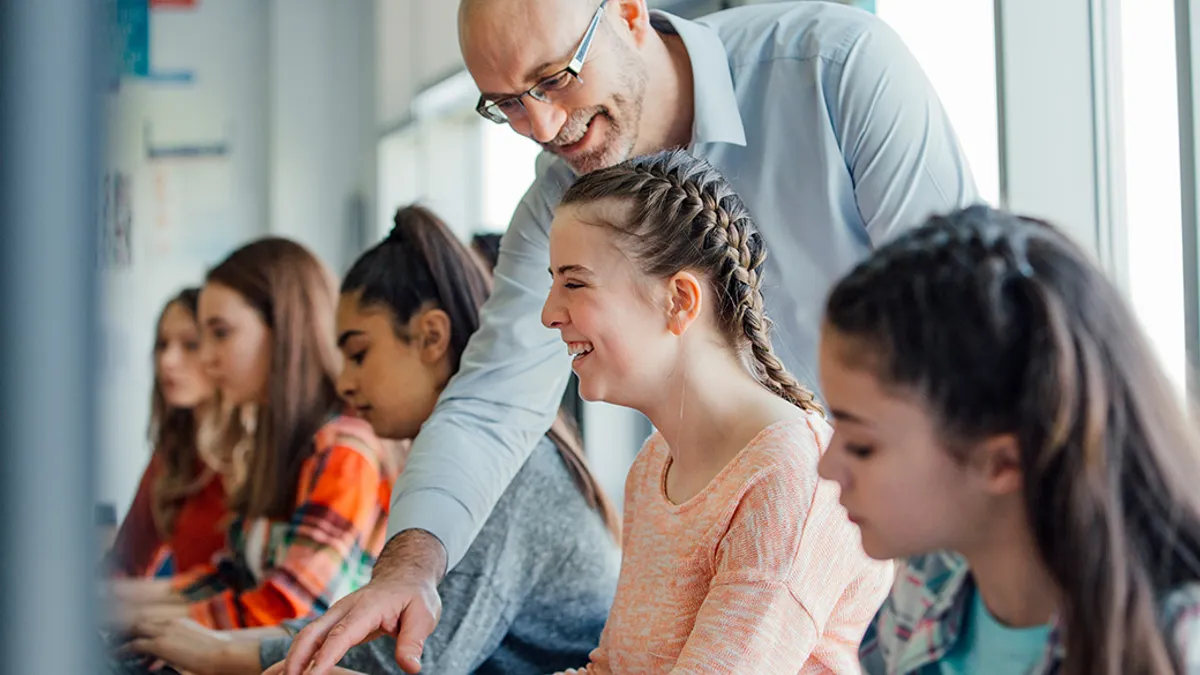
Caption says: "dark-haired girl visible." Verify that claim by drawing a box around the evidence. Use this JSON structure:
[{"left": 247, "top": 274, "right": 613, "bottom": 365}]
[{"left": 818, "top": 205, "right": 1200, "bottom": 674}]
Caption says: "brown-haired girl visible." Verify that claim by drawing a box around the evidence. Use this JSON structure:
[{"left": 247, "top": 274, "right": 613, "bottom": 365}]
[
  {"left": 107, "top": 288, "right": 228, "bottom": 578},
  {"left": 115, "top": 238, "right": 391, "bottom": 630}
]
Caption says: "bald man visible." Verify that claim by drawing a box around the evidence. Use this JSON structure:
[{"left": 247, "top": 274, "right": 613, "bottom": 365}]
[{"left": 286, "top": 1, "right": 978, "bottom": 673}]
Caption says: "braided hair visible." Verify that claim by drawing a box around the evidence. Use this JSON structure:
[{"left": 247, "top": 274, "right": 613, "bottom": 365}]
[
  {"left": 559, "top": 149, "right": 822, "bottom": 415},
  {"left": 826, "top": 205, "right": 1200, "bottom": 675}
]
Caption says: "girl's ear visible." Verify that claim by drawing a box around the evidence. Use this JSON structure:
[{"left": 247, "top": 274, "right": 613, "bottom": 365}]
[
  {"left": 977, "top": 433, "right": 1023, "bottom": 496},
  {"left": 413, "top": 309, "right": 452, "bottom": 364},
  {"left": 665, "top": 271, "right": 703, "bottom": 336}
]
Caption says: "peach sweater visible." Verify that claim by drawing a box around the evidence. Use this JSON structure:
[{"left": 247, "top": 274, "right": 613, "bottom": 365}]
[{"left": 563, "top": 413, "right": 892, "bottom": 674}]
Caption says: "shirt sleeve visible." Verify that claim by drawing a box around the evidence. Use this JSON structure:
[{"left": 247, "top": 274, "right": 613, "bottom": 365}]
[
  {"left": 667, "top": 466, "right": 875, "bottom": 674},
  {"left": 187, "top": 443, "right": 386, "bottom": 629},
  {"left": 108, "top": 454, "right": 166, "bottom": 577},
  {"left": 415, "top": 566, "right": 520, "bottom": 674},
  {"left": 832, "top": 15, "right": 981, "bottom": 245},
  {"left": 386, "top": 155, "right": 577, "bottom": 568},
  {"left": 259, "top": 623, "right": 408, "bottom": 675}
]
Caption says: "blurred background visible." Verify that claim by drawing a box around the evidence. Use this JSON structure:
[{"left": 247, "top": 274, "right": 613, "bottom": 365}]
[{"left": 0, "top": 0, "right": 1195, "bottom": 671}]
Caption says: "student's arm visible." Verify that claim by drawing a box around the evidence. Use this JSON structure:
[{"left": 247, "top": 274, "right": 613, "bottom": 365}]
[
  {"left": 832, "top": 15, "right": 980, "bottom": 244},
  {"left": 107, "top": 454, "right": 166, "bottom": 577},
  {"left": 126, "top": 617, "right": 286, "bottom": 675},
  {"left": 188, "top": 443, "right": 385, "bottom": 629},
  {"left": 668, "top": 470, "right": 883, "bottom": 673}
]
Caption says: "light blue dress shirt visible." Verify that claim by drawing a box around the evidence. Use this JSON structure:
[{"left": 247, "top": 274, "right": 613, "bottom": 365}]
[{"left": 391, "top": 1, "right": 980, "bottom": 567}]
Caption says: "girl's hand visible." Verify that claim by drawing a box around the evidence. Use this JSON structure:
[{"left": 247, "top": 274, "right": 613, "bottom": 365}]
[{"left": 126, "top": 617, "right": 260, "bottom": 675}]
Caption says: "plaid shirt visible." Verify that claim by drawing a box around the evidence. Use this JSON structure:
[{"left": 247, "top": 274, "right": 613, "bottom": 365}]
[
  {"left": 860, "top": 551, "right": 1200, "bottom": 674},
  {"left": 174, "top": 416, "right": 394, "bottom": 629}
]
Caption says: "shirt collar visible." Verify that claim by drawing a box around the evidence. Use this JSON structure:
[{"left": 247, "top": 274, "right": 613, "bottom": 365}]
[
  {"left": 900, "top": 552, "right": 1065, "bottom": 673},
  {"left": 649, "top": 11, "right": 747, "bottom": 148},
  {"left": 894, "top": 552, "right": 973, "bottom": 671}
]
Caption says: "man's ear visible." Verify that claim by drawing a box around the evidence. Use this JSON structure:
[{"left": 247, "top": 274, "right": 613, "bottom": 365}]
[{"left": 613, "top": 0, "right": 654, "bottom": 47}]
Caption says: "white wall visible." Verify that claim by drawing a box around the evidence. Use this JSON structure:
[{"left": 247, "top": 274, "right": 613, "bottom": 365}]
[
  {"left": 269, "top": 0, "right": 377, "bottom": 274},
  {"left": 100, "top": 0, "right": 270, "bottom": 516},
  {"left": 99, "top": 0, "right": 375, "bottom": 517},
  {"left": 376, "top": 0, "right": 467, "bottom": 131}
]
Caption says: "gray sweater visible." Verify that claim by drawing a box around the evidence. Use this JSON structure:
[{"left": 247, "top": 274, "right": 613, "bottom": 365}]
[{"left": 260, "top": 437, "right": 620, "bottom": 674}]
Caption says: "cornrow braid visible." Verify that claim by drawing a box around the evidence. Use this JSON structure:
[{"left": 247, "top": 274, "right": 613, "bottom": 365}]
[{"left": 561, "top": 148, "right": 823, "bottom": 415}]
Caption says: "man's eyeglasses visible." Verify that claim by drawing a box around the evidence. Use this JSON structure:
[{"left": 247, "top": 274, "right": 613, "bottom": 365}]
[{"left": 475, "top": 0, "right": 608, "bottom": 124}]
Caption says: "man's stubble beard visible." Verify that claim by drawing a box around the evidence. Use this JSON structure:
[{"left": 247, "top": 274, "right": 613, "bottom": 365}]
[{"left": 551, "top": 52, "right": 649, "bottom": 176}]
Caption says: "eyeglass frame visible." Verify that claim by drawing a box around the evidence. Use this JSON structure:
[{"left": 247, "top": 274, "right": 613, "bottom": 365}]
[{"left": 474, "top": 0, "right": 609, "bottom": 124}]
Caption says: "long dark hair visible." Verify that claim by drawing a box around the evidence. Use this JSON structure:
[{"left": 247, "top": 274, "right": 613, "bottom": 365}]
[
  {"left": 206, "top": 237, "right": 342, "bottom": 520},
  {"left": 559, "top": 149, "right": 823, "bottom": 414},
  {"left": 149, "top": 287, "right": 206, "bottom": 537},
  {"left": 343, "top": 205, "right": 621, "bottom": 542},
  {"left": 825, "top": 205, "right": 1200, "bottom": 674}
]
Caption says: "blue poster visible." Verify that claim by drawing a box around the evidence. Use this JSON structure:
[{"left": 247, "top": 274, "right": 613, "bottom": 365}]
[{"left": 116, "top": 0, "right": 149, "bottom": 77}]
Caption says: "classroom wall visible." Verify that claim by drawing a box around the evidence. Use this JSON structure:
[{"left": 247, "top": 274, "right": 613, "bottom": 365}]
[{"left": 99, "top": 0, "right": 375, "bottom": 517}]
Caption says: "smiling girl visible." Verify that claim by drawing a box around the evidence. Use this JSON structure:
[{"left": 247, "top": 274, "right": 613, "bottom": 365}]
[{"left": 542, "top": 149, "right": 891, "bottom": 674}]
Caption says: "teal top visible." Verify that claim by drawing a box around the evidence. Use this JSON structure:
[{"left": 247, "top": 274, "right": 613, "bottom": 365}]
[{"left": 940, "top": 591, "right": 1052, "bottom": 675}]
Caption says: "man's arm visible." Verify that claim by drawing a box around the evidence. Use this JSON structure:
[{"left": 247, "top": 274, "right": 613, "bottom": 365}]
[
  {"left": 831, "top": 15, "right": 980, "bottom": 244},
  {"left": 282, "top": 156, "right": 576, "bottom": 675},
  {"left": 386, "top": 153, "right": 576, "bottom": 567},
  {"left": 265, "top": 533, "right": 526, "bottom": 675}
]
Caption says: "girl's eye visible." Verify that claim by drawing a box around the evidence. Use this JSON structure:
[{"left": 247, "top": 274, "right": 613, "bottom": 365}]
[
  {"left": 845, "top": 443, "right": 874, "bottom": 459},
  {"left": 350, "top": 350, "right": 367, "bottom": 366}
]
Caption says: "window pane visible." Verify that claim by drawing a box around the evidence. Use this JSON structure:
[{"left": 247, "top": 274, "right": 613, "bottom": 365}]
[
  {"left": 875, "top": 0, "right": 1001, "bottom": 206},
  {"left": 481, "top": 121, "right": 541, "bottom": 230},
  {"left": 1119, "top": 0, "right": 1186, "bottom": 392}
]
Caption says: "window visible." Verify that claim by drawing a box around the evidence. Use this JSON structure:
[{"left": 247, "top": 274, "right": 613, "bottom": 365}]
[
  {"left": 1118, "top": 0, "right": 1187, "bottom": 392},
  {"left": 480, "top": 121, "right": 541, "bottom": 230},
  {"left": 875, "top": 0, "right": 1001, "bottom": 206}
]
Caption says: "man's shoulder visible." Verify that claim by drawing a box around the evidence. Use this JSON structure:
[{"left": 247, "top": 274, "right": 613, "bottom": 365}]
[
  {"left": 507, "top": 151, "right": 575, "bottom": 234},
  {"left": 529, "top": 151, "right": 575, "bottom": 202},
  {"left": 698, "top": 1, "right": 890, "bottom": 69}
]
